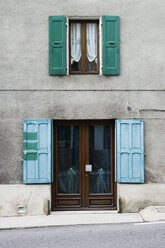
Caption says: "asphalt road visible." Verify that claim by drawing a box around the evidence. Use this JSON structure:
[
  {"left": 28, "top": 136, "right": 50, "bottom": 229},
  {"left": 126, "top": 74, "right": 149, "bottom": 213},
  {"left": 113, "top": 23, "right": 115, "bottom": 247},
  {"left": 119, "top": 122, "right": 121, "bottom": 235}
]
[{"left": 0, "top": 222, "right": 165, "bottom": 248}]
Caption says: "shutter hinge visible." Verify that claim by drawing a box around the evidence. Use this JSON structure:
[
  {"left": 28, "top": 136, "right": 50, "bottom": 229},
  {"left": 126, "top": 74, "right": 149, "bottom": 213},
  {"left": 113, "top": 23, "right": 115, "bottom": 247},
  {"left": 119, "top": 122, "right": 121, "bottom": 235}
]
[
  {"left": 19, "top": 159, "right": 23, "bottom": 165},
  {"left": 99, "top": 17, "right": 102, "bottom": 26}
]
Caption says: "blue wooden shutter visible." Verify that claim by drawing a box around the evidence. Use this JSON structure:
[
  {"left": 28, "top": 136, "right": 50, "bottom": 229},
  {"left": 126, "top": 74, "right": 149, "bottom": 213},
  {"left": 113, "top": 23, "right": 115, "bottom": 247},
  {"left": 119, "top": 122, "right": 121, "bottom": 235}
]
[
  {"left": 115, "top": 120, "right": 144, "bottom": 183},
  {"left": 102, "top": 16, "right": 120, "bottom": 75},
  {"left": 49, "top": 16, "right": 66, "bottom": 75},
  {"left": 23, "top": 120, "right": 53, "bottom": 183}
]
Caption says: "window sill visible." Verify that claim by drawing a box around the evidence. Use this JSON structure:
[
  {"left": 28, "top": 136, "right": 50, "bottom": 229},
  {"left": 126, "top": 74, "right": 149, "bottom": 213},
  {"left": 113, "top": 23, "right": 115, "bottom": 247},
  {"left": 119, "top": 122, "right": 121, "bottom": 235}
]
[{"left": 69, "top": 72, "right": 99, "bottom": 75}]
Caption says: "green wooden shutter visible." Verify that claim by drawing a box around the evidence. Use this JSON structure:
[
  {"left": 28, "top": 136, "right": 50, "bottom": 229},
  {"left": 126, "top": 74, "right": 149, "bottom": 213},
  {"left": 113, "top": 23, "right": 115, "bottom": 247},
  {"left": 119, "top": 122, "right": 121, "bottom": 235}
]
[
  {"left": 115, "top": 120, "right": 144, "bottom": 183},
  {"left": 49, "top": 16, "right": 66, "bottom": 75},
  {"left": 102, "top": 16, "right": 120, "bottom": 75},
  {"left": 23, "top": 120, "right": 53, "bottom": 183}
]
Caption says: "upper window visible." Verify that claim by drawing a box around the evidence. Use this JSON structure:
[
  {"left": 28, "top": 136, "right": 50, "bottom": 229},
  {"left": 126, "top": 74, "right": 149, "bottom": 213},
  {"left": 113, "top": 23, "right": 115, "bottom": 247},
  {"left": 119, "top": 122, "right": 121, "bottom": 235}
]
[
  {"left": 69, "top": 20, "right": 99, "bottom": 74},
  {"left": 49, "top": 16, "right": 120, "bottom": 76}
]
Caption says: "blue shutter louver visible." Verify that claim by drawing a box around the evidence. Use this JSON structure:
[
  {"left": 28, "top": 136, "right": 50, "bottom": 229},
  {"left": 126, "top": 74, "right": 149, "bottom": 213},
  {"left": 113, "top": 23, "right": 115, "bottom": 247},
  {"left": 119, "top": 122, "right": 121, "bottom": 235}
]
[
  {"left": 115, "top": 119, "right": 144, "bottom": 183},
  {"left": 23, "top": 120, "right": 53, "bottom": 184}
]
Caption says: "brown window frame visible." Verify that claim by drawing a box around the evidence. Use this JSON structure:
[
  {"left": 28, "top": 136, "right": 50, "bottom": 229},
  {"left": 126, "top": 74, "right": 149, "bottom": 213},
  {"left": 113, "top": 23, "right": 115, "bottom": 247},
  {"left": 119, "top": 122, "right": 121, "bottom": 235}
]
[{"left": 69, "top": 20, "right": 99, "bottom": 74}]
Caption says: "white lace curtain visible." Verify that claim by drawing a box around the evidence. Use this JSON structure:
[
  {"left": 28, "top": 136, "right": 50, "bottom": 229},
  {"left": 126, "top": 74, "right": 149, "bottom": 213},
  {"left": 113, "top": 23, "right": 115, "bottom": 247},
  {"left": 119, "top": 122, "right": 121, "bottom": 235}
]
[
  {"left": 86, "top": 23, "right": 97, "bottom": 63},
  {"left": 71, "top": 23, "right": 97, "bottom": 64},
  {"left": 71, "top": 23, "right": 81, "bottom": 64}
]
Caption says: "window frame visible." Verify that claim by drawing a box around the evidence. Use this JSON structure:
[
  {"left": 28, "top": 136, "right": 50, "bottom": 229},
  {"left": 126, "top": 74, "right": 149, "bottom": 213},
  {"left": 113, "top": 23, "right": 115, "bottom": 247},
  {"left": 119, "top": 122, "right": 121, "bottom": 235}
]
[
  {"left": 69, "top": 19, "right": 100, "bottom": 75},
  {"left": 49, "top": 16, "right": 119, "bottom": 76}
]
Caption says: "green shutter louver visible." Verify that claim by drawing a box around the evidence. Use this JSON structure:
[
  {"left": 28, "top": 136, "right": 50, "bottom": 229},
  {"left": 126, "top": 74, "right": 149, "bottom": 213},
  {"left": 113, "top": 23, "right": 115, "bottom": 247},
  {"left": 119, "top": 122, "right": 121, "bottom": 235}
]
[
  {"left": 49, "top": 16, "right": 66, "bottom": 75},
  {"left": 102, "top": 16, "right": 120, "bottom": 75}
]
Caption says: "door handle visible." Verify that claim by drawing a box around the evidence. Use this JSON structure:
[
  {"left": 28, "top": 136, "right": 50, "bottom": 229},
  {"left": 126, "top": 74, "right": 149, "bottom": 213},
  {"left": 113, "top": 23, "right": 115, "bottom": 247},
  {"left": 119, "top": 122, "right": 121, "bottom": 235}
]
[
  {"left": 108, "top": 42, "right": 115, "bottom": 46},
  {"left": 85, "top": 164, "right": 92, "bottom": 172}
]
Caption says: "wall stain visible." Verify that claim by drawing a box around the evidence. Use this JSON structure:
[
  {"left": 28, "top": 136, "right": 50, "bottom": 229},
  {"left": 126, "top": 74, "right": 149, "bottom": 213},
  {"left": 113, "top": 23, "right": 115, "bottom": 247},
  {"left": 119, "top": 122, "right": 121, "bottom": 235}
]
[{"left": 119, "top": 198, "right": 126, "bottom": 213}]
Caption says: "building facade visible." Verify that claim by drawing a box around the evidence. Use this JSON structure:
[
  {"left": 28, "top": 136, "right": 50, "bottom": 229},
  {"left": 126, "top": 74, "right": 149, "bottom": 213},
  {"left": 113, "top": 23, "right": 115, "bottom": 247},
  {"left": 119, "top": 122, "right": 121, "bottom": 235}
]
[{"left": 0, "top": 0, "right": 165, "bottom": 216}]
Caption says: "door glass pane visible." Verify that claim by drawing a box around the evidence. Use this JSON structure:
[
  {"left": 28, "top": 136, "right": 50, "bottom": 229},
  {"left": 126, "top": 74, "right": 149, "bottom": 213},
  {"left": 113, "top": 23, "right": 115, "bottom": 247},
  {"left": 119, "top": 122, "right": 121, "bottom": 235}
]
[
  {"left": 89, "top": 125, "right": 111, "bottom": 193},
  {"left": 70, "top": 23, "right": 82, "bottom": 72},
  {"left": 57, "top": 126, "right": 79, "bottom": 194},
  {"left": 86, "top": 23, "right": 97, "bottom": 72}
]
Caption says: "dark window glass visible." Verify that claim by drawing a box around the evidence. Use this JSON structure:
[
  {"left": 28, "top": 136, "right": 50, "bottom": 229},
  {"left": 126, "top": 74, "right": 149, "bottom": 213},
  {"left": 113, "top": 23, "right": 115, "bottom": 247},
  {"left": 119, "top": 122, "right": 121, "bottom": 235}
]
[
  {"left": 57, "top": 126, "right": 79, "bottom": 194},
  {"left": 89, "top": 125, "right": 111, "bottom": 194}
]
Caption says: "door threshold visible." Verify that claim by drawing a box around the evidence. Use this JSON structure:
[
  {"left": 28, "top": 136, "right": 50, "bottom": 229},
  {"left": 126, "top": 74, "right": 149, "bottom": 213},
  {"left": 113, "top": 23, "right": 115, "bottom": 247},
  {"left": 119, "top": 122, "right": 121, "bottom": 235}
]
[{"left": 51, "top": 210, "right": 118, "bottom": 215}]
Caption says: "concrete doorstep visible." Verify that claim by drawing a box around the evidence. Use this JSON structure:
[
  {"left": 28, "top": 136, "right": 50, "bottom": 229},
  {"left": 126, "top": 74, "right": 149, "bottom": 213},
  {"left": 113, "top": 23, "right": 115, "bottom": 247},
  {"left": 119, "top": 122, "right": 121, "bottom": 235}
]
[
  {"left": 139, "top": 206, "right": 165, "bottom": 222},
  {"left": 1, "top": 207, "right": 165, "bottom": 230}
]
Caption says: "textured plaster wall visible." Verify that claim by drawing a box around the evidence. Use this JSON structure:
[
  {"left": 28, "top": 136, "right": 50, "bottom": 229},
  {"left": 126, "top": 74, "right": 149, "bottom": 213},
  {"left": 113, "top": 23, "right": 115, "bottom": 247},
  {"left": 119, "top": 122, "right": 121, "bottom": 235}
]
[
  {"left": 118, "top": 184, "right": 165, "bottom": 213},
  {"left": 0, "top": 185, "right": 51, "bottom": 217},
  {"left": 0, "top": 0, "right": 165, "bottom": 90},
  {"left": 0, "top": 0, "right": 165, "bottom": 213},
  {"left": 0, "top": 91, "right": 165, "bottom": 184}
]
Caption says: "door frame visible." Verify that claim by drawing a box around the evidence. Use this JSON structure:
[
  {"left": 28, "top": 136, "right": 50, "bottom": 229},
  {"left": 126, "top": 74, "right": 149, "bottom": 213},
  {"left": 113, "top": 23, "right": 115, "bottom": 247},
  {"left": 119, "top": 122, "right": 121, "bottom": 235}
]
[{"left": 51, "top": 120, "right": 117, "bottom": 211}]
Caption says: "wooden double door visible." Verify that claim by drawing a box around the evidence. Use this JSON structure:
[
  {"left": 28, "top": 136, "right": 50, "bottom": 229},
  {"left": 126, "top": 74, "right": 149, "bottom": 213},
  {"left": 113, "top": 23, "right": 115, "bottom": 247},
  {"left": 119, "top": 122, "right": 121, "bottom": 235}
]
[{"left": 52, "top": 120, "right": 116, "bottom": 210}]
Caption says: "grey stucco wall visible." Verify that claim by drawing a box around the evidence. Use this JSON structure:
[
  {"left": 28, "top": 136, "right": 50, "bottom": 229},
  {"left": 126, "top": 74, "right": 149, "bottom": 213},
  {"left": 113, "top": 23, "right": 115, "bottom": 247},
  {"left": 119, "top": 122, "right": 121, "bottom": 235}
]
[
  {"left": 0, "top": 0, "right": 165, "bottom": 184},
  {"left": 1, "top": 0, "right": 165, "bottom": 90},
  {"left": 0, "top": 91, "right": 165, "bottom": 183}
]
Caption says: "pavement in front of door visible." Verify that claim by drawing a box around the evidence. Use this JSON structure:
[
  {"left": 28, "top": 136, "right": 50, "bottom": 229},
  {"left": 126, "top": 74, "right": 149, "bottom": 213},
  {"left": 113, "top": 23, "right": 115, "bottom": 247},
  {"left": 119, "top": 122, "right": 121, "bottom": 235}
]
[{"left": 1, "top": 207, "right": 165, "bottom": 230}]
